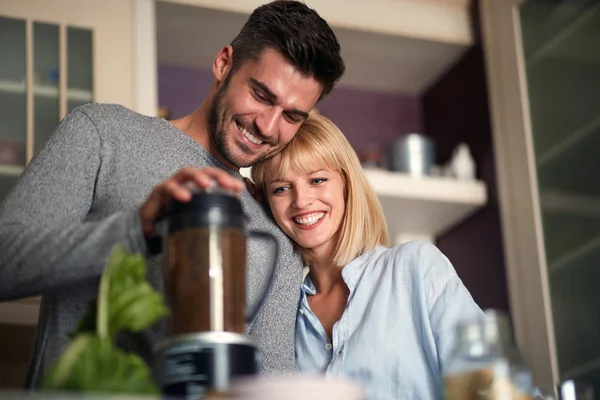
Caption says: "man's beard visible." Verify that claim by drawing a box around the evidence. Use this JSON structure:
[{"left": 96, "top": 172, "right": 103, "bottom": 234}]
[{"left": 208, "top": 73, "right": 256, "bottom": 168}]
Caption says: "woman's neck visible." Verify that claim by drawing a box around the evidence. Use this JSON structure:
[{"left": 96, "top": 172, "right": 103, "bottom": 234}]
[{"left": 309, "top": 259, "right": 343, "bottom": 295}]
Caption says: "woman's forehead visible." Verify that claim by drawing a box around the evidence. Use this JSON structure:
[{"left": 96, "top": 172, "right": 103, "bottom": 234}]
[{"left": 265, "top": 154, "right": 332, "bottom": 181}]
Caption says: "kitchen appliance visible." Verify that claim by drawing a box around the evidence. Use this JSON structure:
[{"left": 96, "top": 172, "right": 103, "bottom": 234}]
[
  {"left": 154, "top": 186, "right": 278, "bottom": 399},
  {"left": 388, "top": 133, "right": 436, "bottom": 177}
]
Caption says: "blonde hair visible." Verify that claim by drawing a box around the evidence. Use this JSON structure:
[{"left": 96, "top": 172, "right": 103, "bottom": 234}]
[{"left": 251, "top": 112, "right": 389, "bottom": 266}]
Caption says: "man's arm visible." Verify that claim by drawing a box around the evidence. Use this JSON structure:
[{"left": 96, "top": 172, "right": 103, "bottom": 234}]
[
  {"left": 0, "top": 109, "right": 149, "bottom": 300},
  {"left": 0, "top": 107, "right": 247, "bottom": 301}
]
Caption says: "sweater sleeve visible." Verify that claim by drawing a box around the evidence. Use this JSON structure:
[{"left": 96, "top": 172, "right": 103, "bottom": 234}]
[{"left": 0, "top": 108, "right": 149, "bottom": 301}]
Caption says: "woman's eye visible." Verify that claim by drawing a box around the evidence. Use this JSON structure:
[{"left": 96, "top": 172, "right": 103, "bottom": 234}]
[
  {"left": 311, "top": 178, "right": 327, "bottom": 185},
  {"left": 272, "top": 186, "right": 288, "bottom": 195}
]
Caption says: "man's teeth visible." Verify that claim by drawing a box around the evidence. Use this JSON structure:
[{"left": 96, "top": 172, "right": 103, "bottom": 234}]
[
  {"left": 294, "top": 212, "right": 325, "bottom": 226},
  {"left": 238, "top": 123, "right": 263, "bottom": 145}
]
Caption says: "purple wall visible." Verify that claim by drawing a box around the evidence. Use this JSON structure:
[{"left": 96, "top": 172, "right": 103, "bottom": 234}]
[
  {"left": 157, "top": 64, "right": 422, "bottom": 157},
  {"left": 158, "top": 65, "right": 214, "bottom": 119},
  {"left": 316, "top": 87, "right": 422, "bottom": 153},
  {"left": 423, "top": 46, "right": 509, "bottom": 313}
]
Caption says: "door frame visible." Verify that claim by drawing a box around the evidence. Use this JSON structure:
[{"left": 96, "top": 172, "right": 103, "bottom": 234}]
[{"left": 480, "top": 0, "right": 559, "bottom": 392}]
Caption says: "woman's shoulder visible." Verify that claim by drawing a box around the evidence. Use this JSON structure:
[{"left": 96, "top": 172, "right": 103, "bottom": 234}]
[
  {"left": 374, "top": 240, "right": 446, "bottom": 264},
  {"left": 369, "top": 241, "right": 456, "bottom": 280}
]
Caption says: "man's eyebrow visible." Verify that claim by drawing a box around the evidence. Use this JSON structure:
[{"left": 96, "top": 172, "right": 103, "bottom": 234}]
[{"left": 250, "top": 78, "right": 310, "bottom": 120}]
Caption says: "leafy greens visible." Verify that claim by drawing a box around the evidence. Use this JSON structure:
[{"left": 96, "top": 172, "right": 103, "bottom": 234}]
[{"left": 43, "top": 245, "right": 169, "bottom": 394}]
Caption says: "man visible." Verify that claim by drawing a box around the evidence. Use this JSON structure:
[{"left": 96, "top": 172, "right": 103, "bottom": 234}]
[{"left": 0, "top": 0, "right": 344, "bottom": 387}]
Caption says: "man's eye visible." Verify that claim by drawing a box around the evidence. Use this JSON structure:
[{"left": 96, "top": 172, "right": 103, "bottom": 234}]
[
  {"left": 284, "top": 113, "right": 302, "bottom": 124},
  {"left": 254, "top": 90, "right": 269, "bottom": 103}
]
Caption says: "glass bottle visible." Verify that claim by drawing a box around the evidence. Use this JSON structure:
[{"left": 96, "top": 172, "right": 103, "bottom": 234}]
[{"left": 444, "top": 309, "right": 534, "bottom": 399}]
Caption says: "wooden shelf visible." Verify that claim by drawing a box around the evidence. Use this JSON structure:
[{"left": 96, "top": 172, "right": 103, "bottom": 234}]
[
  {"left": 364, "top": 169, "right": 487, "bottom": 244},
  {"left": 0, "top": 79, "right": 93, "bottom": 102},
  {"left": 0, "top": 165, "right": 24, "bottom": 176},
  {"left": 0, "top": 298, "right": 40, "bottom": 326}
]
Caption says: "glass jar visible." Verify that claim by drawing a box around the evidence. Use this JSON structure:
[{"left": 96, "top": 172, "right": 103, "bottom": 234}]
[{"left": 444, "top": 310, "right": 534, "bottom": 399}]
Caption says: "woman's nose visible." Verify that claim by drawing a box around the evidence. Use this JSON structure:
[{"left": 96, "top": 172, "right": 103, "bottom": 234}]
[{"left": 292, "top": 189, "right": 314, "bottom": 209}]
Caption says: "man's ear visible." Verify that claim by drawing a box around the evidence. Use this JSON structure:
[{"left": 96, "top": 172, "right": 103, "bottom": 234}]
[{"left": 213, "top": 45, "right": 234, "bottom": 84}]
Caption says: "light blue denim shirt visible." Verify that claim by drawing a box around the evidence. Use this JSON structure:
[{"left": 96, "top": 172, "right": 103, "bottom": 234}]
[{"left": 295, "top": 241, "right": 484, "bottom": 400}]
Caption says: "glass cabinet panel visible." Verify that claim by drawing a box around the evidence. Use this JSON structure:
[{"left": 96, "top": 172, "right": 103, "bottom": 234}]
[
  {"left": 0, "top": 17, "right": 27, "bottom": 170},
  {"left": 33, "top": 22, "right": 60, "bottom": 156},
  {"left": 67, "top": 27, "right": 93, "bottom": 113},
  {"left": 519, "top": 0, "right": 600, "bottom": 390},
  {"left": 0, "top": 16, "right": 94, "bottom": 205}
]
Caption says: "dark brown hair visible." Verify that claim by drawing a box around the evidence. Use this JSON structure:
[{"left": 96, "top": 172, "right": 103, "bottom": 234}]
[{"left": 230, "top": 0, "right": 345, "bottom": 99}]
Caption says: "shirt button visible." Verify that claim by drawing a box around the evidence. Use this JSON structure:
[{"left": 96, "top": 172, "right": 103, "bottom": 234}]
[{"left": 325, "top": 343, "right": 332, "bottom": 350}]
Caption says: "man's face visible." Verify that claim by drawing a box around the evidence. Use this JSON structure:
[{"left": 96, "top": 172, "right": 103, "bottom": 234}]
[{"left": 208, "top": 48, "right": 323, "bottom": 169}]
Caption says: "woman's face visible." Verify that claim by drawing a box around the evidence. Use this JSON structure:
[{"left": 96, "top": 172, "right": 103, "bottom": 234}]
[{"left": 265, "top": 158, "right": 346, "bottom": 260}]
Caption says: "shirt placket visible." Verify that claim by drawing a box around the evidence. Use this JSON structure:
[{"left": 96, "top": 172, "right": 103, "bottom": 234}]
[
  {"left": 302, "top": 294, "right": 334, "bottom": 363},
  {"left": 327, "top": 282, "right": 353, "bottom": 374}
]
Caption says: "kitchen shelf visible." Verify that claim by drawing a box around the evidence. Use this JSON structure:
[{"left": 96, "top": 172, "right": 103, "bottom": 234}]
[
  {"left": 0, "top": 298, "right": 40, "bottom": 326},
  {"left": 364, "top": 169, "right": 487, "bottom": 244},
  {"left": 0, "top": 165, "right": 24, "bottom": 176},
  {"left": 0, "top": 79, "right": 93, "bottom": 102}
]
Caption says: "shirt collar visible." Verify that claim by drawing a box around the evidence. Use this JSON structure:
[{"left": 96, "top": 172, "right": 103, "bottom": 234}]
[
  {"left": 300, "top": 247, "right": 381, "bottom": 295},
  {"left": 301, "top": 274, "right": 316, "bottom": 295}
]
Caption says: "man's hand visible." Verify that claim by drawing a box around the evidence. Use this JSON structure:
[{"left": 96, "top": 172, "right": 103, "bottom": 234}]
[{"left": 139, "top": 167, "right": 246, "bottom": 238}]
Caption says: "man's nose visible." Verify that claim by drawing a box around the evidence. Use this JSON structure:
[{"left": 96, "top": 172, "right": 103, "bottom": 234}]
[{"left": 255, "top": 107, "right": 281, "bottom": 139}]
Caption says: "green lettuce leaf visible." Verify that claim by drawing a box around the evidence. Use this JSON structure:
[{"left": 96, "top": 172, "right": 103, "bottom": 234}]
[
  {"left": 42, "top": 335, "right": 158, "bottom": 394},
  {"left": 43, "top": 245, "right": 169, "bottom": 394}
]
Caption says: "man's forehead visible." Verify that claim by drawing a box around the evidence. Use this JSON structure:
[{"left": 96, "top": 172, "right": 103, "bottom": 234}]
[{"left": 240, "top": 50, "right": 322, "bottom": 107}]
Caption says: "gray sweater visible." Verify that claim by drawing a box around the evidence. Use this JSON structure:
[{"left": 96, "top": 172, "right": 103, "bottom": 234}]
[{"left": 0, "top": 104, "right": 303, "bottom": 387}]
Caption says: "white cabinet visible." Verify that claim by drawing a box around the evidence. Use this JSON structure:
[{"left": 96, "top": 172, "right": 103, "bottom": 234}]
[
  {"left": 481, "top": 0, "right": 600, "bottom": 394},
  {"left": 0, "top": 0, "right": 136, "bottom": 196},
  {"left": 0, "top": 0, "right": 141, "bottom": 326}
]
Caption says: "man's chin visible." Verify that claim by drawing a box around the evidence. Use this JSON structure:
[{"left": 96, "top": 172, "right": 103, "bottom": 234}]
[{"left": 231, "top": 150, "right": 276, "bottom": 168}]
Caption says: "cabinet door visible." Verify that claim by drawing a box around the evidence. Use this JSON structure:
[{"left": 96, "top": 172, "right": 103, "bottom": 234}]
[
  {"left": 0, "top": 0, "right": 133, "bottom": 203},
  {"left": 481, "top": 0, "right": 600, "bottom": 394}
]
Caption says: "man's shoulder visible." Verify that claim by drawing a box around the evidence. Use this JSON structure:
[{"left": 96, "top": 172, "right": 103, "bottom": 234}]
[
  {"left": 68, "top": 103, "right": 173, "bottom": 144},
  {"left": 72, "top": 103, "right": 137, "bottom": 119}
]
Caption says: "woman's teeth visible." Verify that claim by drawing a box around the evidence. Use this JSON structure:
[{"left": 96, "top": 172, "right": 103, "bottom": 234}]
[
  {"left": 238, "top": 122, "right": 263, "bottom": 145},
  {"left": 294, "top": 212, "right": 325, "bottom": 226}
]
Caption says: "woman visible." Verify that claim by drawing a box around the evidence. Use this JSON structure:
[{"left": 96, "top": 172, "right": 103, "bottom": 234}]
[{"left": 250, "top": 113, "right": 483, "bottom": 399}]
